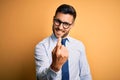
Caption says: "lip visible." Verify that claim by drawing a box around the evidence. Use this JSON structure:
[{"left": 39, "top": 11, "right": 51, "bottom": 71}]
[
  {"left": 56, "top": 31, "right": 62, "bottom": 36},
  {"left": 55, "top": 29, "right": 64, "bottom": 36},
  {"left": 56, "top": 30, "right": 63, "bottom": 34}
]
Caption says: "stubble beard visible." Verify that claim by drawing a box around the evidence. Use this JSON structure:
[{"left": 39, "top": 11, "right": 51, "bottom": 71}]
[{"left": 52, "top": 25, "right": 69, "bottom": 38}]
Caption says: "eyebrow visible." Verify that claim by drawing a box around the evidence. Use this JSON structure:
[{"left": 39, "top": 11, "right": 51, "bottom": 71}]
[{"left": 54, "top": 18, "right": 72, "bottom": 24}]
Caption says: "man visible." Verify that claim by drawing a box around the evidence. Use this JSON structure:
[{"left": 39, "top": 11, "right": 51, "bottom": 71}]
[{"left": 35, "top": 4, "right": 92, "bottom": 80}]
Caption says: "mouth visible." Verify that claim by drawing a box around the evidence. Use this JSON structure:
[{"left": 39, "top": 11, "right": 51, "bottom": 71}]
[
  {"left": 56, "top": 30, "right": 63, "bottom": 34},
  {"left": 55, "top": 28, "right": 64, "bottom": 37}
]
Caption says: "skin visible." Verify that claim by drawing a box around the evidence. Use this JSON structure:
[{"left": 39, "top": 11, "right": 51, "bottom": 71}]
[
  {"left": 52, "top": 12, "right": 74, "bottom": 38},
  {"left": 50, "top": 12, "right": 74, "bottom": 72}
]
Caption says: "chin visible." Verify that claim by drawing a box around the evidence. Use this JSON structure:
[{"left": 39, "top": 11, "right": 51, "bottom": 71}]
[
  {"left": 54, "top": 31, "right": 68, "bottom": 38},
  {"left": 55, "top": 34, "right": 63, "bottom": 38},
  {"left": 53, "top": 27, "right": 68, "bottom": 38},
  {"left": 54, "top": 31, "right": 64, "bottom": 38}
]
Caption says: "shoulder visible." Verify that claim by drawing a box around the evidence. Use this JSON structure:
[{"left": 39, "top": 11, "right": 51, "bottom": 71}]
[
  {"left": 35, "top": 36, "right": 51, "bottom": 48},
  {"left": 69, "top": 37, "right": 84, "bottom": 45},
  {"left": 68, "top": 37, "right": 85, "bottom": 50}
]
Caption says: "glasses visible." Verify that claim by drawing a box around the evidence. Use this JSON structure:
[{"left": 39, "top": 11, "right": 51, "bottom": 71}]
[{"left": 53, "top": 18, "right": 73, "bottom": 29}]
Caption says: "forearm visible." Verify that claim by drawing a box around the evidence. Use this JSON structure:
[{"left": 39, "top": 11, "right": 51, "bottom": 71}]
[
  {"left": 80, "top": 73, "right": 92, "bottom": 80},
  {"left": 35, "top": 41, "right": 62, "bottom": 80},
  {"left": 79, "top": 42, "right": 92, "bottom": 80}
]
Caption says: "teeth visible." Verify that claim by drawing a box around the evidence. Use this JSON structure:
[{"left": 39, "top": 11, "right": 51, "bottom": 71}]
[
  {"left": 57, "top": 31, "right": 62, "bottom": 33},
  {"left": 56, "top": 30, "right": 63, "bottom": 35}
]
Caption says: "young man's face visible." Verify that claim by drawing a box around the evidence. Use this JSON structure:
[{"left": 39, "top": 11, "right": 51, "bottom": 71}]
[{"left": 52, "top": 12, "right": 74, "bottom": 38}]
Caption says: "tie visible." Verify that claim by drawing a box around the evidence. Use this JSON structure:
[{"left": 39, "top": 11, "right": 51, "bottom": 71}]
[{"left": 61, "top": 38, "right": 69, "bottom": 80}]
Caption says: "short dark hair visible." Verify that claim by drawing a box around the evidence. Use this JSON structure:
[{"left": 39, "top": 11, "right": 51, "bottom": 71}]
[{"left": 54, "top": 4, "right": 77, "bottom": 21}]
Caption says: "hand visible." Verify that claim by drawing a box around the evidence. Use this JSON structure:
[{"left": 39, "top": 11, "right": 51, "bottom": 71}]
[{"left": 50, "top": 37, "right": 69, "bottom": 72}]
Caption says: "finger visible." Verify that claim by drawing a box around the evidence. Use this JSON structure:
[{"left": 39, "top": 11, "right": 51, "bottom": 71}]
[
  {"left": 57, "top": 37, "right": 62, "bottom": 47},
  {"left": 60, "top": 46, "right": 69, "bottom": 57},
  {"left": 56, "top": 37, "right": 62, "bottom": 55},
  {"left": 52, "top": 47, "right": 56, "bottom": 54}
]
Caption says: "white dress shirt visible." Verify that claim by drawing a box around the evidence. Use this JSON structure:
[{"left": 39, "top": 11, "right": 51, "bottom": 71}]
[{"left": 35, "top": 34, "right": 92, "bottom": 80}]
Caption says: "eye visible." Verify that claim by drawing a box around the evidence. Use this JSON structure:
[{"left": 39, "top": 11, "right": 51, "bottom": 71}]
[
  {"left": 63, "top": 22, "right": 70, "bottom": 26},
  {"left": 54, "top": 19, "right": 61, "bottom": 25}
]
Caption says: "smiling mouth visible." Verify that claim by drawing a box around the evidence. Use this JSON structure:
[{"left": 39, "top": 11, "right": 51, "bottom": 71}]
[
  {"left": 55, "top": 28, "right": 64, "bottom": 36},
  {"left": 56, "top": 30, "right": 62, "bottom": 34}
]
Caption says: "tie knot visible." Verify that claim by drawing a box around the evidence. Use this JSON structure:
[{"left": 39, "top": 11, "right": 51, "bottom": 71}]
[{"left": 61, "top": 38, "right": 67, "bottom": 46}]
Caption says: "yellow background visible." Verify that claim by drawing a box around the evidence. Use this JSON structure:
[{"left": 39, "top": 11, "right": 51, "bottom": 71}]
[{"left": 0, "top": 0, "right": 120, "bottom": 80}]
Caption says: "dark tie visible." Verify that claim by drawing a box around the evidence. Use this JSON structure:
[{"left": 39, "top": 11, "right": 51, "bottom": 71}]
[{"left": 61, "top": 38, "right": 69, "bottom": 80}]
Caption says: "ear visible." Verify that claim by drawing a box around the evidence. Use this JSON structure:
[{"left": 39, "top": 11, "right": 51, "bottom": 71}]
[
  {"left": 71, "top": 18, "right": 75, "bottom": 27},
  {"left": 71, "top": 22, "right": 75, "bottom": 28},
  {"left": 53, "top": 16, "right": 55, "bottom": 23},
  {"left": 53, "top": 16, "right": 55, "bottom": 19}
]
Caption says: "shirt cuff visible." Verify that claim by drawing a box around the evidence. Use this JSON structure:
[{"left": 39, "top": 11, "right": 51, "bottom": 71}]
[{"left": 47, "top": 67, "right": 61, "bottom": 79}]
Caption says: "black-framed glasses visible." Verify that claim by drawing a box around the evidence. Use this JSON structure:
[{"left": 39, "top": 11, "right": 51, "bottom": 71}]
[{"left": 53, "top": 18, "right": 73, "bottom": 29}]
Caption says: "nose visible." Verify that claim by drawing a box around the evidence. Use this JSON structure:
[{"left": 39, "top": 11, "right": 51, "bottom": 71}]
[{"left": 58, "top": 23, "right": 64, "bottom": 30}]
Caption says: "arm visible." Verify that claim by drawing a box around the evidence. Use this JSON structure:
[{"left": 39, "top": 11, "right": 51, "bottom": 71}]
[
  {"left": 79, "top": 43, "right": 92, "bottom": 80},
  {"left": 35, "top": 43, "right": 61, "bottom": 80}
]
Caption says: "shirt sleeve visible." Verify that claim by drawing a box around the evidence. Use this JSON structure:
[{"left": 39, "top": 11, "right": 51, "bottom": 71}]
[
  {"left": 79, "top": 42, "right": 92, "bottom": 80},
  {"left": 35, "top": 43, "right": 61, "bottom": 80}
]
